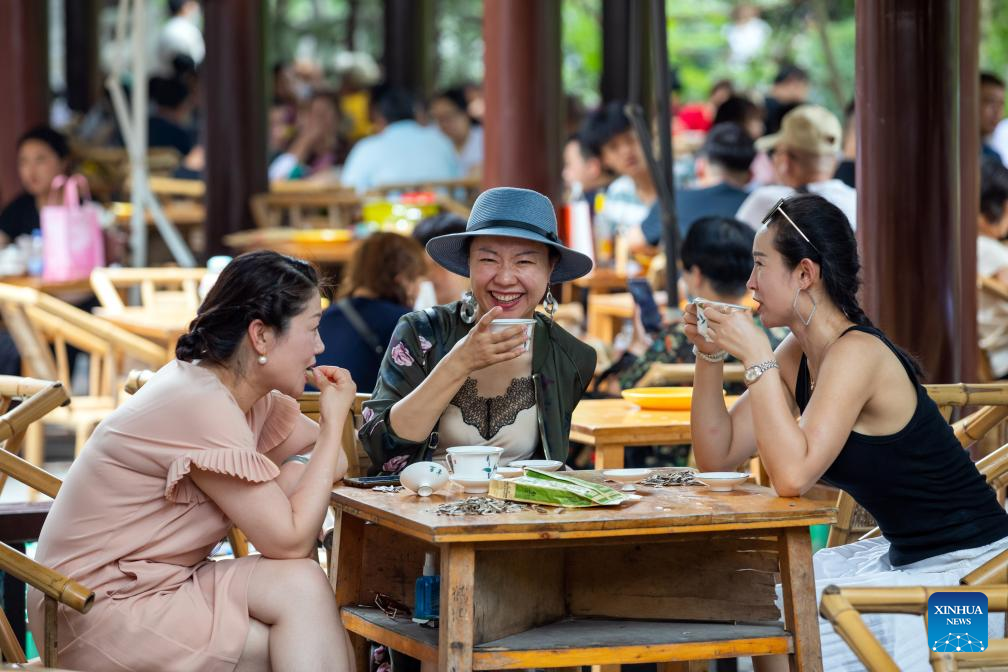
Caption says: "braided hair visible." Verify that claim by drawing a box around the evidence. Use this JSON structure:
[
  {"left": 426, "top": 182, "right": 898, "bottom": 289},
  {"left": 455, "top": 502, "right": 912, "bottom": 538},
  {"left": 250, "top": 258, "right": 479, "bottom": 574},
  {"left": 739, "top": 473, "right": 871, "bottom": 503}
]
[{"left": 175, "top": 251, "right": 320, "bottom": 364}]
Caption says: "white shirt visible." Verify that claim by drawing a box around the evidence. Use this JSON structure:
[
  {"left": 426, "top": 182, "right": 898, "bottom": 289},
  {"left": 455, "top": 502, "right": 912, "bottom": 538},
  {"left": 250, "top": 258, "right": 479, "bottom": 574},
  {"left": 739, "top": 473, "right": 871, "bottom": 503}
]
[
  {"left": 991, "top": 118, "right": 1008, "bottom": 166},
  {"left": 458, "top": 126, "right": 484, "bottom": 176},
  {"left": 340, "top": 120, "right": 462, "bottom": 193},
  {"left": 157, "top": 16, "right": 204, "bottom": 73},
  {"left": 735, "top": 179, "right": 857, "bottom": 231},
  {"left": 977, "top": 235, "right": 1008, "bottom": 378}
]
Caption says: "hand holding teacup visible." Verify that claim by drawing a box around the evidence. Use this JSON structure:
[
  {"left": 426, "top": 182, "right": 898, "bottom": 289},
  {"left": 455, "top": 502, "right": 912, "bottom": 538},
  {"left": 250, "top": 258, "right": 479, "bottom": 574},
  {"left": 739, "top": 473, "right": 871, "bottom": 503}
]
[
  {"left": 696, "top": 300, "right": 774, "bottom": 367},
  {"left": 449, "top": 307, "right": 527, "bottom": 375}
]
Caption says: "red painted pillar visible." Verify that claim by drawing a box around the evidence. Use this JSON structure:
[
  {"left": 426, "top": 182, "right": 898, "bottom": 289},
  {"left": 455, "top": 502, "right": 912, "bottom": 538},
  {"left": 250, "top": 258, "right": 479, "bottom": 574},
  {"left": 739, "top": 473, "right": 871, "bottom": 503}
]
[
  {"left": 203, "top": 0, "right": 268, "bottom": 256},
  {"left": 0, "top": 1, "right": 48, "bottom": 207},
  {"left": 856, "top": 1, "right": 975, "bottom": 383},
  {"left": 482, "top": 0, "right": 562, "bottom": 206}
]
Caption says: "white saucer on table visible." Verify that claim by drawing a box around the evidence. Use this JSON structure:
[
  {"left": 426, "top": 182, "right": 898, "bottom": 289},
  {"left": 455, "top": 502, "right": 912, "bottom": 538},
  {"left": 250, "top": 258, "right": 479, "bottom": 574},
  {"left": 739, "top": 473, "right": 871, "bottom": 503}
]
[
  {"left": 509, "top": 459, "right": 564, "bottom": 472},
  {"left": 602, "top": 468, "right": 652, "bottom": 492},
  {"left": 694, "top": 472, "right": 749, "bottom": 492}
]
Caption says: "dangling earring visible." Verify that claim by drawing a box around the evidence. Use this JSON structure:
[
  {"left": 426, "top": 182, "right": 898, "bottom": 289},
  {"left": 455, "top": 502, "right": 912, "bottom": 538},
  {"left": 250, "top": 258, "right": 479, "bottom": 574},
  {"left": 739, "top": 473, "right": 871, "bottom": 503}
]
[
  {"left": 257, "top": 354, "right": 268, "bottom": 365},
  {"left": 543, "top": 288, "right": 558, "bottom": 319},
  {"left": 460, "top": 289, "right": 477, "bottom": 324},
  {"left": 792, "top": 288, "right": 817, "bottom": 327}
]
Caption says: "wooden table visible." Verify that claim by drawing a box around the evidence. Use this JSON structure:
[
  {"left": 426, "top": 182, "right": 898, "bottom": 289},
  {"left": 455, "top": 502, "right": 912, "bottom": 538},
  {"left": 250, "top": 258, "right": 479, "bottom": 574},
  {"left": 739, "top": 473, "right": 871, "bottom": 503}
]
[
  {"left": 570, "top": 398, "right": 737, "bottom": 470},
  {"left": 92, "top": 306, "right": 192, "bottom": 353},
  {"left": 560, "top": 268, "right": 629, "bottom": 304},
  {"left": 0, "top": 275, "right": 93, "bottom": 297},
  {"left": 223, "top": 228, "right": 359, "bottom": 264},
  {"left": 587, "top": 290, "right": 667, "bottom": 343},
  {"left": 329, "top": 471, "right": 832, "bottom": 671}
]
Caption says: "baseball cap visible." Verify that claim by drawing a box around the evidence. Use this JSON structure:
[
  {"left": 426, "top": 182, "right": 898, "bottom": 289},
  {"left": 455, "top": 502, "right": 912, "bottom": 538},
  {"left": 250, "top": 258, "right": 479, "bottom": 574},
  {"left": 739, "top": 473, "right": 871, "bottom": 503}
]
[{"left": 755, "top": 104, "right": 842, "bottom": 156}]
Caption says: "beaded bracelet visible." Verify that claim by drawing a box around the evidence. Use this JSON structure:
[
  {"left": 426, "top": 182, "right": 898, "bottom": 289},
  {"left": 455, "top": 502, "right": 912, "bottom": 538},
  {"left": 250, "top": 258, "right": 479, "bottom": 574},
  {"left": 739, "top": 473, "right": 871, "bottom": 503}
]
[{"left": 692, "top": 344, "right": 729, "bottom": 363}]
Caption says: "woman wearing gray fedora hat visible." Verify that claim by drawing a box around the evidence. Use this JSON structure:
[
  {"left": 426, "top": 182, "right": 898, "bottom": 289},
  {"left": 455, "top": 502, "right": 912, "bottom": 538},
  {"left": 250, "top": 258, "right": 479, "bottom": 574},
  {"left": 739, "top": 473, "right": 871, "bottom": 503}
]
[{"left": 359, "top": 186, "right": 597, "bottom": 472}]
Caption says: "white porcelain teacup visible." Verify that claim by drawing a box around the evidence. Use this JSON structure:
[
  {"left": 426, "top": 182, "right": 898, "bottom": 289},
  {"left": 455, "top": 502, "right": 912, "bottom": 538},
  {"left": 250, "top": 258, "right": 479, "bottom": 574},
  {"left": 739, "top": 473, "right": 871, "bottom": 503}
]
[
  {"left": 693, "top": 297, "right": 750, "bottom": 343},
  {"left": 399, "top": 461, "right": 449, "bottom": 497},
  {"left": 490, "top": 318, "right": 535, "bottom": 352},
  {"left": 445, "top": 446, "right": 503, "bottom": 492}
]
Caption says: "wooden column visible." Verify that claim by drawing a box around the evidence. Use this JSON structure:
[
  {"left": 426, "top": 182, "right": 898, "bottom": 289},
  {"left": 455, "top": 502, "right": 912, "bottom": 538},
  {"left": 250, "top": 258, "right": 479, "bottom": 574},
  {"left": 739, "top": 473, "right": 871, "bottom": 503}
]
[
  {"left": 856, "top": 2, "right": 971, "bottom": 383},
  {"left": 600, "top": 0, "right": 651, "bottom": 106},
  {"left": 383, "top": 0, "right": 434, "bottom": 101},
  {"left": 483, "top": 0, "right": 562, "bottom": 205},
  {"left": 203, "top": 0, "right": 268, "bottom": 257},
  {"left": 64, "top": 0, "right": 101, "bottom": 114},
  {"left": 959, "top": 0, "right": 980, "bottom": 384},
  {"left": 0, "top": 1, "right": 48, "bottom": 207}
]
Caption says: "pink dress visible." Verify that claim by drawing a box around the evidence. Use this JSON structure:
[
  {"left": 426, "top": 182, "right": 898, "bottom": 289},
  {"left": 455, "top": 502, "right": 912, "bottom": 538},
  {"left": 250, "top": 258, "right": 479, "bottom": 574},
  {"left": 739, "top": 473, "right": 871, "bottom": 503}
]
[{"left": 28, "top": 360, "right": 315, "bottom": 671}]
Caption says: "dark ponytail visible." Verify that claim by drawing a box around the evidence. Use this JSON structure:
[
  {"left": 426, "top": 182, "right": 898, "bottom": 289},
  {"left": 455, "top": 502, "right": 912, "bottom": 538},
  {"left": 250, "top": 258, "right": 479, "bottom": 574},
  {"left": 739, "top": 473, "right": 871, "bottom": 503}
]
[
  {"left": 176, "top": 251, "right": 320, "bottom": 364},
  {"left": 767, "top": 194, "right": 922, "bottom": 376}
]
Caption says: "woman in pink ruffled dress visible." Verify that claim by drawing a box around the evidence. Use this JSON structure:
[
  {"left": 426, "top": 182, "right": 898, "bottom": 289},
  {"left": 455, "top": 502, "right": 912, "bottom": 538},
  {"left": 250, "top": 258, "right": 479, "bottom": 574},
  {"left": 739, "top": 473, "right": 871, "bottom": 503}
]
[{"left": 29, "top": 251, "right": 356, "bottom": 671}]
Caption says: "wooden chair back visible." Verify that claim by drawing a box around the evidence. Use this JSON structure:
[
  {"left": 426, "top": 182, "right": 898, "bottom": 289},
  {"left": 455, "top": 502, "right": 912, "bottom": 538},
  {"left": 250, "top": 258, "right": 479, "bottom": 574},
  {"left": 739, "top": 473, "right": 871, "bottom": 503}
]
[
  {"left": 249, "top": 188, "right": 360, "bottom": 229},
  {"left": 820, "top": 585, "right": 1008, "bottom": 671},
  {"left": 90, "top": 266, "right": 206, "bottom": 313},
  {"left": 0, "top": 377, "right": 93, "bottom": 666},
  {"left": 0, "top": 284, "right": 170, "bottom": 399},
  {"left": 827, "top": 383, "right": 1008, "bottom": 548}
]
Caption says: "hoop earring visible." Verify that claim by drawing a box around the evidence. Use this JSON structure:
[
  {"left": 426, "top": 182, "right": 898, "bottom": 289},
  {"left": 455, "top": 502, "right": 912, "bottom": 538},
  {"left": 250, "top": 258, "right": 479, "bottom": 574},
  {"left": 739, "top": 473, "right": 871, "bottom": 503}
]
[
  {"left": 792, "top": 288, "right": 817, "bottom": 327},
  {"left": 460, "top": 289, "right": 478, "bottom": 324},
  {"left": 543, "top": 288, "right": 558, "bottom": 319},
  {"left": 257, "top": 354, "right": 268, "bottom": 365}
]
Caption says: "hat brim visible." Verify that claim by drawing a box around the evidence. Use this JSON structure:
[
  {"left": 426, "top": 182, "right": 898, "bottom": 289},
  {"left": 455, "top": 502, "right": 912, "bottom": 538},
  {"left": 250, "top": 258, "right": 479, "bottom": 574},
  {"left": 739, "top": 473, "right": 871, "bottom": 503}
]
[
  {"left": 754, "top": 131, "right": 782, "bottom": 153},
  {"left": 425, "top": 226, "right": 594, "bottom": 283}
]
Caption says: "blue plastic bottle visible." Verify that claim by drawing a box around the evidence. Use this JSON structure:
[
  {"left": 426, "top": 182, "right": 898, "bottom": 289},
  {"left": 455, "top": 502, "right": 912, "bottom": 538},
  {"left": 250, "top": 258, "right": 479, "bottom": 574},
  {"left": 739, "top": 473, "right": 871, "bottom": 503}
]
[{"left": 413, "top": 552, "right": 440, "bottom": 621}]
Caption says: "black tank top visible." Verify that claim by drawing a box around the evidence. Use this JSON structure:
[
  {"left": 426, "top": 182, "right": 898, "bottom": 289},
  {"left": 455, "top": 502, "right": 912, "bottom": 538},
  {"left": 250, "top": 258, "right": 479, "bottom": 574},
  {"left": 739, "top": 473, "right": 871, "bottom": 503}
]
[{"left": 796, "top": 325, "right": 1008, "bottom": 566}]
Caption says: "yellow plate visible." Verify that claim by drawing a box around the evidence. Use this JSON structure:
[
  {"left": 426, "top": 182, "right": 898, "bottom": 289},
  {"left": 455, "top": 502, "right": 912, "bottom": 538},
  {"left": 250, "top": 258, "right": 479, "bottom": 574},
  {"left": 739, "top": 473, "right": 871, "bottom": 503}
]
[
  {"left": 290, "top": 229, "right": 354, "bottom": 243},
  {"left": 621, "top": 386, "right": 724, "bottom": 411}
]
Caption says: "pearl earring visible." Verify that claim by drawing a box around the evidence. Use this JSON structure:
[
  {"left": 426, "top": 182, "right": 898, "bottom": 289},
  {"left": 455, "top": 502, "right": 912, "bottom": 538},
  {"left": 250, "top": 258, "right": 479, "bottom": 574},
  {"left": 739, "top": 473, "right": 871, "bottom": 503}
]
[{"left": 257, "top": 354, "right": 268, "bottom": 365}]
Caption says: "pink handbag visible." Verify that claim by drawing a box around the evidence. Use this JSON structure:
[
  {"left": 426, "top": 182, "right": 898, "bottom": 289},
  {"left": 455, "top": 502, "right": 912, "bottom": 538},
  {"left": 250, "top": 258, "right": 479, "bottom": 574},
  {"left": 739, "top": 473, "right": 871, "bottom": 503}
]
[{"left": 39, "top": 174, "right": 105, "bottom": 281}]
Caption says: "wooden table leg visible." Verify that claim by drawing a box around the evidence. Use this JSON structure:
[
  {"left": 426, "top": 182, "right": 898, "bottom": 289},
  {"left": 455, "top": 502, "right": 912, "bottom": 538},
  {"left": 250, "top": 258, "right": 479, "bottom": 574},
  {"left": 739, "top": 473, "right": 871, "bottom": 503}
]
[
  {"left": 329, "top": 508, "right": 369, "bottom": 671},
  {"left": 439, "top": 543, "right": 475, "bottom": 672},
  {"left": 594, "top": 442, "right": 625, "bottom": 469},
  {"left": 778, "top": 527, "right": 823, "bottom": 672}
]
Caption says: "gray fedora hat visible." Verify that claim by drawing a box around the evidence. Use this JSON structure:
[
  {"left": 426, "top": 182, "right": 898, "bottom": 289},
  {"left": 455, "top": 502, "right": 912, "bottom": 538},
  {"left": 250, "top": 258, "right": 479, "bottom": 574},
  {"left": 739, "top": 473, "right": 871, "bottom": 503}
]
[{"left": 425, "top": 187, "right": 594, "bottom": 283}]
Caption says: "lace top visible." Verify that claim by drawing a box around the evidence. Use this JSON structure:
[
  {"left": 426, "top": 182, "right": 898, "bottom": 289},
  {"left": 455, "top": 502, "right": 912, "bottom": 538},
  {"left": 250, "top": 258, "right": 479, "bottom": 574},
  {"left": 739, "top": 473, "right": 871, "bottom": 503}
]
[{"left": 436, "top": 348, "right": 538, "bottom": 464}]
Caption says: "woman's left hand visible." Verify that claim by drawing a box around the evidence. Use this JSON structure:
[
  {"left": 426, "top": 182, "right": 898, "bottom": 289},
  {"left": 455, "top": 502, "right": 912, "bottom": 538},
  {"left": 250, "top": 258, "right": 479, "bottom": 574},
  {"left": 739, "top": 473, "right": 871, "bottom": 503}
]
[{"left": 701, "top": 307, "right": 775, "bottom": 366}]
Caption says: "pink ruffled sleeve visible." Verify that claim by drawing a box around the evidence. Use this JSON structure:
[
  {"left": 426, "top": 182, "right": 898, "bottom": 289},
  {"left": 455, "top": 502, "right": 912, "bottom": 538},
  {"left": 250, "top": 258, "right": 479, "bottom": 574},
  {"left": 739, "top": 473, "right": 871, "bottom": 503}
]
[
  {"left": 165, "top": 448, "right": 280, "bottom": 504},
  {"left": 252, "top": 391, "right": 303, "bottom": 454}
]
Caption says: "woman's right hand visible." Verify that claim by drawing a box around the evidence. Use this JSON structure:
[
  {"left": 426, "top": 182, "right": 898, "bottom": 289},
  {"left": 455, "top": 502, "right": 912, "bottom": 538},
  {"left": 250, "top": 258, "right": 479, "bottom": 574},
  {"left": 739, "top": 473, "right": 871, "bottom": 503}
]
[
  {"left": 448, "top": 306, "right": 526, "bottom": 376},
  {"left": 682, "top": 302, "right": 723, "bottom": 356},
  {"left": 310, "top": 366, "right": 357, "bottom": 425}
]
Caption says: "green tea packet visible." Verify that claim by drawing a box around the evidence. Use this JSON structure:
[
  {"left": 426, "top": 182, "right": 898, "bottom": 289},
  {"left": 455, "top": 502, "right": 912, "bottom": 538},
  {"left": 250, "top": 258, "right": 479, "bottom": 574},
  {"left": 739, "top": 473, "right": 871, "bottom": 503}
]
[{"left": 487, "top": 468, "right": 626, "bottom": 507}]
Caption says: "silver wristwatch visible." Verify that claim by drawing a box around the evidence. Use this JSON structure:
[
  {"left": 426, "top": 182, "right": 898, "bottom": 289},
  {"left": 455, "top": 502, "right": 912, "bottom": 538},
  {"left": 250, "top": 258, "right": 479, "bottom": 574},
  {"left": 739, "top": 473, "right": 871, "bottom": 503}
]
[{"left": 743, "top": 359, "right": 780, "bottom": 386}]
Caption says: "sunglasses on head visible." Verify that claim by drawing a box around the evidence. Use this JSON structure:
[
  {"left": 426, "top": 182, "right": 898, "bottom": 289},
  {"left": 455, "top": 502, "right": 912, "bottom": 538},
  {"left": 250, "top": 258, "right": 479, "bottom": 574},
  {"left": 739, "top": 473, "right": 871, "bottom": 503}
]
[{"left": 762, "top": 197, "right": 820, "bottom": 254}]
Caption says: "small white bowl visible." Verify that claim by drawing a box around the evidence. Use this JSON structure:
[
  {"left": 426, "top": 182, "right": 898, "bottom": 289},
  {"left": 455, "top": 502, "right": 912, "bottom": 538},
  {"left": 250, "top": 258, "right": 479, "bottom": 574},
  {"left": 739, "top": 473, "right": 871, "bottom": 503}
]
[
  {"left": 492, "top": 466, "right": 524, "bottom": 480},
  {"left": 602, "top": 468, "right": 652, "bottom": 492},
  {"left": 399, "top": 461, "right": 449, "bottom": 497},
  {"left": 694, "top": 472, "right": 749, "bottom": 492},
  {"left": 509, "top": 459, "right": 564, "bottom": 472}
]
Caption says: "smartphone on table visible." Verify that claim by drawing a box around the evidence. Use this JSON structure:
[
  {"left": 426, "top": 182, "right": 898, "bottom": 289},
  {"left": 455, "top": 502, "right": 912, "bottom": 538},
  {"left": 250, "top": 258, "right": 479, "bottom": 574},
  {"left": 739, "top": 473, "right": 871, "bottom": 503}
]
[
  {"left": 627, "top": 278, "right": 663, "bottom": 334},
  {"left": 344, "top": 475, "right": 401, "bottom": 488}
]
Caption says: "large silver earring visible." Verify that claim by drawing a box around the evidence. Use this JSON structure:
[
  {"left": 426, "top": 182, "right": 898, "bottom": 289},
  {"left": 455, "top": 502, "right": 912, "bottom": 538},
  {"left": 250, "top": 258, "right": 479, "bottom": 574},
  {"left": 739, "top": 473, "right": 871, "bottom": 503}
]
[
  {"left": 460, "top": 290, "right": 477, "bottom": 324},
  {"left": 792, "top": 288, "right": 817, "bottom": 327},
  {"left": 543, "top": 288, "right": 558, "bottom": 319}
]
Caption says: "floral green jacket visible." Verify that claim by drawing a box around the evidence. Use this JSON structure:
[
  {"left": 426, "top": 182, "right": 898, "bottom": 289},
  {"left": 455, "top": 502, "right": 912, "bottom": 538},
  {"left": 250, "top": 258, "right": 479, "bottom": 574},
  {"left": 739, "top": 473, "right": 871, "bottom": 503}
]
[{"left": 358, "top": 302, "right": 597, "bottom": 473}]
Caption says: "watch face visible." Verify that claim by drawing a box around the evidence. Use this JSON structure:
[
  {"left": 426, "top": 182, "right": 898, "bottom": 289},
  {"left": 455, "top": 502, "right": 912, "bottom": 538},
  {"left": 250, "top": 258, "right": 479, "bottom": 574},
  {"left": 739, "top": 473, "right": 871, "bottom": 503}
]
[{"left": 744, "top": 367, "right": 758, "bottom": 383}]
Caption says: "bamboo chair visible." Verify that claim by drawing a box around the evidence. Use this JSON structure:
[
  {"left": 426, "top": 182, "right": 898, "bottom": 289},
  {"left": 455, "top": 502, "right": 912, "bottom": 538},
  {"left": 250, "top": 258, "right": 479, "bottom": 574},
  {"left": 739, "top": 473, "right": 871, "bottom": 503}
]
[
  {"left": 635, "top": 361, "right": 747, "bottom": 387},
  {"left": 0, "top": 377, "right": 93, "bottom": 667},
  {"left": 249, "top": 188, "right": 361, "bottom": 229},
  {"left": 820, "top": 584, "right": 1008, "bottom": 672},
  {"left": 0, "top": 284, "right": 170, "bottom": 466},
  {"left": 827, "top": 383, "right": 1008, "bottom": 548},
  {"left": 90, "top": 266, "right": 206, "bottom": 314}
]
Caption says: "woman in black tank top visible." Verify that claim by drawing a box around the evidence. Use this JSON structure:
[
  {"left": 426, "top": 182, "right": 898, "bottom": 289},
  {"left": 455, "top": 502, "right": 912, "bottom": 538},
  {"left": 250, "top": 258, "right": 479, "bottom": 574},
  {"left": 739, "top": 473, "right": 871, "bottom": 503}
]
[{"left": 686, "top": 194, "right": 1008, "bottom": 671}]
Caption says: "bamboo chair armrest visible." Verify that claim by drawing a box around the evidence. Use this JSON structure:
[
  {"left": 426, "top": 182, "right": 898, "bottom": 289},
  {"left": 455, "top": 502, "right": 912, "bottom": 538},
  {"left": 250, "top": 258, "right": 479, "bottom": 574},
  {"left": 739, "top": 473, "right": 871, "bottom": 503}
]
[
  {"left": 819, "top": 588, "right": 900, "bottom": 672},
  {"left": 0, "top": 377, "right": 69, "bottom": 401},
  {"left": 0, "top": 382, "right": 69, "bottom": 442},
  {"left": 953, "top": 405, "right": 1008, "bottom": 446},
  {"left": 962, "top": 549, "right": 1008, "bottom": 586},
  {"left": 0, "top": 542, "right": 92, "bottom": 613},
  {"left": 924, "top": 383, "right": 1008, "bottom": 407},
  {"left": 0, "top": 449, "right": 60, "bottom": 498},
  {"left": 835, "top": 585, "right": 1008, "bottom": 613},
  {"left": 89, "top": 270, "right": 126, "bottom": 311}
]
